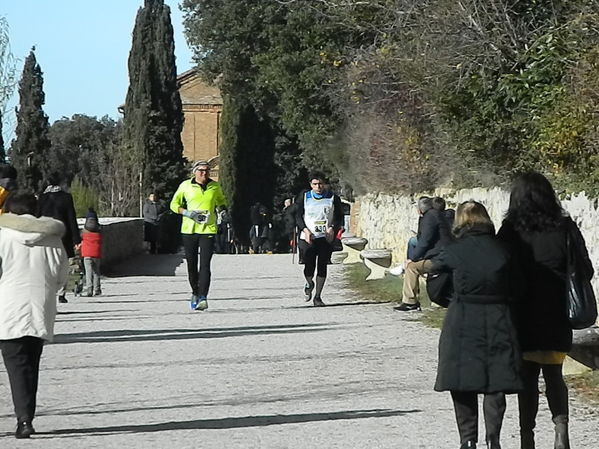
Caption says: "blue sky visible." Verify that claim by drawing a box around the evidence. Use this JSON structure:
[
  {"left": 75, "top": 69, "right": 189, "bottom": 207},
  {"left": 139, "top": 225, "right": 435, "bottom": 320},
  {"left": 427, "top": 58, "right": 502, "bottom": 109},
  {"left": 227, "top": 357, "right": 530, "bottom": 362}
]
[{"left": 1, "top": 0, "right": 194, "bottom": 140}]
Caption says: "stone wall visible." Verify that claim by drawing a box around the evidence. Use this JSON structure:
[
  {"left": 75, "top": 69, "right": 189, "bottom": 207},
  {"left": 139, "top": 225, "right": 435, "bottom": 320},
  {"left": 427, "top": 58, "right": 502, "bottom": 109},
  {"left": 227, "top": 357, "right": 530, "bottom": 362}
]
[
  {"left": 354, "top": 187, "right": 599, "bottom": 295},
  {"left": 78, "top": 218, "right": 144, "bottom": 267}
]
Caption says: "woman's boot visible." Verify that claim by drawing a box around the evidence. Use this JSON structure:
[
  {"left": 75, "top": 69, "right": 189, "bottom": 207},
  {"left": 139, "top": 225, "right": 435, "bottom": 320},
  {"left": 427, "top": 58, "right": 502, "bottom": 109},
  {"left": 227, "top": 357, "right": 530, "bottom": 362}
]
[
  {"left": 460, "top": 442, "right": 476, "bottom": 449},
  {"left": 486, "top": 437, "right": 501, "bottom": 449},
  {"left": 553, "top": 415, "right": 570, "bottom": 449}
]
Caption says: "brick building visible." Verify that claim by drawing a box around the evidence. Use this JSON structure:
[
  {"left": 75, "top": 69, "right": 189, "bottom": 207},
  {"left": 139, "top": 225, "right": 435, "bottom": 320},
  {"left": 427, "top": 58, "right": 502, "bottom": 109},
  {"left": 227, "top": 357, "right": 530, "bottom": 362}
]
[{"left": 178, "top": 69, "right": 223, "bottom": 179}]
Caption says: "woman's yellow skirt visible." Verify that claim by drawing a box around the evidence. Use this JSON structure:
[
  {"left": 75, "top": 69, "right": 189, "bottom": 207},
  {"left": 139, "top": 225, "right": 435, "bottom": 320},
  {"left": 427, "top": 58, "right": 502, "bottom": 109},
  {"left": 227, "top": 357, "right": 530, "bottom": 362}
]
[{"left": 523, "top": 351, "right": 567, "bottom": 365}]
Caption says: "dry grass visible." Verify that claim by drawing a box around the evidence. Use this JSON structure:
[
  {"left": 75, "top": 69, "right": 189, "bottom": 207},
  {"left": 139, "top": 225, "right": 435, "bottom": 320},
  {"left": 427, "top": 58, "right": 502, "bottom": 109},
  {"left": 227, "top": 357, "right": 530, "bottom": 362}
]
[{"left": 567, "top": 370, "right": 599, "bottom": 405}]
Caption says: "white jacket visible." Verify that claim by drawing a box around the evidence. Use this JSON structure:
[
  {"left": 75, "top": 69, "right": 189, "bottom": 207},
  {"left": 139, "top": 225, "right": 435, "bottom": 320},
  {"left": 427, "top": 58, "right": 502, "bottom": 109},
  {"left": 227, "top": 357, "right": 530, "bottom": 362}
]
[{"left": 0, "top": 213, "right": 68, "bottom": 341}]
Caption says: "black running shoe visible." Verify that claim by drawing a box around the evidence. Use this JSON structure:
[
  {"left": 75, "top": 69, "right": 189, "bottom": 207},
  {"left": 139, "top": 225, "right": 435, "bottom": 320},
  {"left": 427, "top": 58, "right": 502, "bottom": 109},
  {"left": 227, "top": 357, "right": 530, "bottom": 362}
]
[
  {"left": 393, "top": 302, "right": 421, "bottom": 311},
  {"left": 313, "top": 297, "right": 325, "bottom": 307}
]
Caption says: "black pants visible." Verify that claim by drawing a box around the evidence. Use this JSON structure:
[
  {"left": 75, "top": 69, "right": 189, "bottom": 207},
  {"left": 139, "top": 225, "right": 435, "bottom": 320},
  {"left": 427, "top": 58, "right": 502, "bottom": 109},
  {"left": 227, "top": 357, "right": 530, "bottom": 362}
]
[
  {"left": 0, "top": 337, "right": 44, "bottom": 423},
  {"left": 519, "top": 361, "right": 568, "bottom": 432},
  {"left": 300, "top": 237, "right": 333, "bottom": 278},
  {"left": 144, "top": 222, "right": 159, "bottom": 254},
  {"left": 450, "top": 391, "right": 506, "bottom": 444},
  {"left": 182, "top": 234, "right": 215, "bottom": 297}
]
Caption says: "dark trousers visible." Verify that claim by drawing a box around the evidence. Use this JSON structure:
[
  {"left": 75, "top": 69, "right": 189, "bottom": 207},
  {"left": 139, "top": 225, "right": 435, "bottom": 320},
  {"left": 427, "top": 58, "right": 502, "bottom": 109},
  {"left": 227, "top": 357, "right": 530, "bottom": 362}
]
[
  {"left": 300, "top": 237, "right": 333, "bottom": 278},
  {"left": 0, "top": 337, "right": 44, "bottom": 423},
  {"left": 182, "top": 234, "right": 215, "bottom": 297},
  {"left": 519, "top": 361, "right": 568, "bottom": 433},
  {"left": 450, "top": 391, "right": 506, "bottom": 444}
]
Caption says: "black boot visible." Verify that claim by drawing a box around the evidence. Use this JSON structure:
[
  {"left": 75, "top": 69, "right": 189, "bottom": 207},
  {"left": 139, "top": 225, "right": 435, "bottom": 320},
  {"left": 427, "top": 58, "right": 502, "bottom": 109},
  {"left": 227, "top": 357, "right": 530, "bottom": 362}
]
[
  {"left": 460, "top": 442, "right": 476, "bottom": 449},
  {"left": 553, "top": 415, "right": 570, "bottom": 449},
  {"left": 15, "top": 421, "right": 35, "bottom": 439},
  {"left": 486, "top": 437, "right": 501, "bottom": 449}
]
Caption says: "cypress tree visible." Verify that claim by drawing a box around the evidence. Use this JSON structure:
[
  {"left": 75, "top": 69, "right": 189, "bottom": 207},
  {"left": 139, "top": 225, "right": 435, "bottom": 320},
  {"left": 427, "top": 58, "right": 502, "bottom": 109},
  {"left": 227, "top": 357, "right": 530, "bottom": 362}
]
[
  {"left": 9, "top": 49, "right": 50, "bottom": 192},
  {"left": 123, "top": 0, "right": 185, "bottom": 202},
  {"left": 219, "top": 94, "right": 276, "bottom": 244}
]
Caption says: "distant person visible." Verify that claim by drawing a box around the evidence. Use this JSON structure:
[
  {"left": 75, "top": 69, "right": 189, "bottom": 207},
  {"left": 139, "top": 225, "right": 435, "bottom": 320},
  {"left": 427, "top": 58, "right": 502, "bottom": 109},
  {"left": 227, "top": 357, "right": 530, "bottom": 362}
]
[
  {"left": 498, "top": 172, "right": 593, "bottom": 449},
  {"left": 170, "top": 161, "right": 227, "bottom": 311},
  {"left": 143, "top": 192, "right": 165, "bottom": 254},
  {"left": 395, "top": 196, "right": 451, "bottom": 311},
  {"left": 215, "top": 208, "right": 234, "bottom": 254},
  {"left": 81, "top": 215, "right": 102, "bottom": 296},
  {"left": 249, "top": 202, "right": 271, "bottom": 253},
  {"left": 431, "top": 200, "right": 522, "bottom": 449},
  {"left": 283, "top": 198, "right": 297, "bottom": 253},
  {"left": 37, "top": 172, "right": 81, "bottom": 303},
  {"left": 433, "top": 196, "right": 456, "bottom": 233},
  {"left": 86, "top": 207, "right": 98, "bottom": 220},
  {"left": 0, "top": 163, "right": 18, "bottom": 214},
  {"left": 0, "top": 192, "right": 68, "bottom": 439},
  {"left": 295, "top": 172, "right": 344, "bottom": 306}
]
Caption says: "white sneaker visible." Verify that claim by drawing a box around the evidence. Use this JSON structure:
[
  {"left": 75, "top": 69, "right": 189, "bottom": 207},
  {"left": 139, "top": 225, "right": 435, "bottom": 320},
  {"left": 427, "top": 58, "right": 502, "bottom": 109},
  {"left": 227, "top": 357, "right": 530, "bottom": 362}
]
[{"left": 389, "top": 265, "right": 404, "bottom": 276}]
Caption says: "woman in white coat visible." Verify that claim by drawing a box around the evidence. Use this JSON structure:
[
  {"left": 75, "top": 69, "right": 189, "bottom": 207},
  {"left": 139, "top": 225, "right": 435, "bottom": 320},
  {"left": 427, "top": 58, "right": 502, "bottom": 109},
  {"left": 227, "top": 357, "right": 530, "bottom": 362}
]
[{"left": 0, "top": 192, "right": 68, "bottom": 439}]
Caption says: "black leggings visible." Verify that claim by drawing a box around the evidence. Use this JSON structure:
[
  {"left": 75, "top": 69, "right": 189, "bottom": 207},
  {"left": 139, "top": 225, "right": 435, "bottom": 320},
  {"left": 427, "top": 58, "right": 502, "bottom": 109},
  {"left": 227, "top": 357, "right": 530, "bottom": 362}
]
[
  {"left": 519, "top": 360, "right": 568, "bottom": 431},
  {"left": 0, "top": 336, "right": 44, "bottom": 423},
  {"left": 300, "top": 238, "right": 333, "bottom": 278},
  {"left": 182, "top": 234, "right": 215, "bottom": 296}
]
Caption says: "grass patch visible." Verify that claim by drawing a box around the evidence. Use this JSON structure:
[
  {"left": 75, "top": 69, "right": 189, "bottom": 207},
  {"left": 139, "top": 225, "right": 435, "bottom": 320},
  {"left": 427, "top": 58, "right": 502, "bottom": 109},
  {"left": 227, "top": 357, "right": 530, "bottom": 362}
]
[
  {"left": 420, "top": 307, "right": 446, "bottom": 329},
  {"left": 567, "top": 370, "right": 599, "bottom": 405},
  {"left": 341, "top": 263, "right": 448, "bottom": 327},
  {"left": 342, "top": 263, "right": 402, "bottom": 303}
]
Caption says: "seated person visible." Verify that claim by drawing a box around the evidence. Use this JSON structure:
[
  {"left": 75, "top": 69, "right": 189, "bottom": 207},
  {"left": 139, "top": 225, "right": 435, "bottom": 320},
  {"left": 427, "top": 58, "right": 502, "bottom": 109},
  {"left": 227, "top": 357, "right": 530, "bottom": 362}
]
[{"left": 394, "top": 196, "right": 452, "bottom": 311}]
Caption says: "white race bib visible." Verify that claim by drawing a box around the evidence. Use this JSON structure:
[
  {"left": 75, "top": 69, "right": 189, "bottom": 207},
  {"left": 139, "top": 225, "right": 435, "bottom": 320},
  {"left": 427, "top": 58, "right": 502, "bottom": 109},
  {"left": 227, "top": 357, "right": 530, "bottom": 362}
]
[{"left": 196, "top": 210, "right": 210, "bottom": 224}]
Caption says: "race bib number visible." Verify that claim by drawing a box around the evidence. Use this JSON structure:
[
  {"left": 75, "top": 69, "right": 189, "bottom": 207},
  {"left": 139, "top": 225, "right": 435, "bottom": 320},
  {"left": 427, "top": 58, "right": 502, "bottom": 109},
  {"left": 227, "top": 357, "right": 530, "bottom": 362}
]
[
  {"left": 196, "top": 210, "right": 210, "bottom": 224},
  {"left": 313, "top": 220, "right": 327, "bottom": 233}
]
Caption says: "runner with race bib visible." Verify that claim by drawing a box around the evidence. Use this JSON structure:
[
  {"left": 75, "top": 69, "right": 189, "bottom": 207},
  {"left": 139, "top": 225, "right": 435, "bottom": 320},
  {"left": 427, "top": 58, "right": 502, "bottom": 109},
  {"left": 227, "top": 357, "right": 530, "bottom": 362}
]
[
  {"left": 171, "top": 160, "right": 227, "bottom": 311},
  {"left": 295, "top": 171, "right": 344, "bottom": 306}
]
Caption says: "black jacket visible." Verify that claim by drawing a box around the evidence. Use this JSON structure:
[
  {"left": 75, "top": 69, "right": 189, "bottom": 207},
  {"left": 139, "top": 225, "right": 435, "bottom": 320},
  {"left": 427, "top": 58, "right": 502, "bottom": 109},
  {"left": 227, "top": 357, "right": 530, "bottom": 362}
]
[
  {"left": 412, "top": 209, "right": 452, "bottom": 261},
  {"left": 497, "top": 217, "right": 593, "bottom": 353},
  {"left": 431, "top": 224, "right": 522, "bottom": 394},
  {"left": 37, "top": 190, "right": 81, "bottom": 258},
  {"left": 283, "top": 204, "right": 297, "bottom": 235}
]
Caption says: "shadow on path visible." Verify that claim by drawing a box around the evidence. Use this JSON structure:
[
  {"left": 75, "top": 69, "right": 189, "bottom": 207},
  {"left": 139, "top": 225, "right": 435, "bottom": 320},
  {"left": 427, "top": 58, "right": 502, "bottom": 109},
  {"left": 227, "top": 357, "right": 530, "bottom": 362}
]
[
  {"left": 54, "top": 323, "right": 341, "bottom": 344},
  {"left": 38, "top": 408, "right": 420, "bottom": 437},
  {"left": 104, "top": 253, "right": 184, "bottom": 277}
]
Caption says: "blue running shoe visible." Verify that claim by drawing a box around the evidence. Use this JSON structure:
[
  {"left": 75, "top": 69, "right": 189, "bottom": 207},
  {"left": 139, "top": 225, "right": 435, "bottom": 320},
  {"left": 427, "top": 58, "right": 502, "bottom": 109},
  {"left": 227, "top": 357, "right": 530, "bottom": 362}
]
[
  {"left": 190, "top": 294, "right": 199, "bottom": 310},
  {"left": 303, "top": 280, "right": 314, "bottom": 302},
  {"left": 196, "top": 296, "right": 208, "bottom": 311}
]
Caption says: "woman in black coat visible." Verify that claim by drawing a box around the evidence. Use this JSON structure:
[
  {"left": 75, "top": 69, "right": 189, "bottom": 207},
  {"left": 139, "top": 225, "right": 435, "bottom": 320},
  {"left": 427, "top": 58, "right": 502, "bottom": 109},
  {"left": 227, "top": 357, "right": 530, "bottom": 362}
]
[
  {"left": 432, "top": 201, "right": 522, "bottom": 449},
  {"left": 498, "top": 172, "right": 593, "bottom": 449}
]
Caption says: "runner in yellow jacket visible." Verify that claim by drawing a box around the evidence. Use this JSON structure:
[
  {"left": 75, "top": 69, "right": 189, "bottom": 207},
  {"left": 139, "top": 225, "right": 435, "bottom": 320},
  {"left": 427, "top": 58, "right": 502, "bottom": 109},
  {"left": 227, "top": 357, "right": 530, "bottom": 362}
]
[{"left": 170, "top": 160, "right": 227, "bottom": 311}]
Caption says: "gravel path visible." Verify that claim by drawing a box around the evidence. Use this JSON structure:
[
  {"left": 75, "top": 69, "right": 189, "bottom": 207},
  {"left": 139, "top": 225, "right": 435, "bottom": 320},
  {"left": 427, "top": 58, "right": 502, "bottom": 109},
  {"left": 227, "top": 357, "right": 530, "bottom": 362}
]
[{"left": 1, "top": 253, "right": 598, "bottom": 448}]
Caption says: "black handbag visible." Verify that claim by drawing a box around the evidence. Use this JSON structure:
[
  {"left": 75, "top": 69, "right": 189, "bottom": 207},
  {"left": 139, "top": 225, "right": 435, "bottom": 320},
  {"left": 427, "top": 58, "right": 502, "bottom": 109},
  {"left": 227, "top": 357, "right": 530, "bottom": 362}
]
[
  {"left": 426, "top": 271, "right": 452, "bottom": 308},
  {"left": 565, "top": 223, "right": 597, "bottom": 329}
]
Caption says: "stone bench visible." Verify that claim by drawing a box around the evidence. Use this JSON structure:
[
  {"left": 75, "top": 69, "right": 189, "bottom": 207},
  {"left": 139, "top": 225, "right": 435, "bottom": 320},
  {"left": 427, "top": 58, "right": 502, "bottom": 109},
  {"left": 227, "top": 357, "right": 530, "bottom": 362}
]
[
  {"left": 330, "top": 251, "right": 348, "bottom": 264},
  {"left": 341, "top": 237, "right": 368, "bottom": 264},
  {"left": 361, "top": 249, "right": 392, "bottom": 280},
  {"left": 570, "top": 326, "right": 599, "bottom": 370}
]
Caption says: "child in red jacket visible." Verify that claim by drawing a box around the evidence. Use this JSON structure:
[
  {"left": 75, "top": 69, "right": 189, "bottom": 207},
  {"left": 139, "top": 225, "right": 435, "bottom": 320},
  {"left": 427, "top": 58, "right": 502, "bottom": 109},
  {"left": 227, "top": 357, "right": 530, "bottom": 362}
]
[{"left": 81, "top": 217, "right": 102, "bottom": 296}]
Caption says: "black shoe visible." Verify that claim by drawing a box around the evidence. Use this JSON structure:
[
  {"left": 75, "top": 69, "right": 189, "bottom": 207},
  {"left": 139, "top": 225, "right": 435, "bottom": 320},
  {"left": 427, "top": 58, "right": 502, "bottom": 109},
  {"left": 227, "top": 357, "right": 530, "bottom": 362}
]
[
  {"left": 313, "top": 297, "right": 325, "bottom": 307},
  {"left": 58, "top": 295, "right": 68, "bottom": 303},
  {"left": 15, "top": 421, "right": 34, "bottom": 439},
  {"left": 393, "top": 302, "right": 420, "bottom": 311},
  {"left": 460, "top": 442, "right": 476, "bottom": 449}
]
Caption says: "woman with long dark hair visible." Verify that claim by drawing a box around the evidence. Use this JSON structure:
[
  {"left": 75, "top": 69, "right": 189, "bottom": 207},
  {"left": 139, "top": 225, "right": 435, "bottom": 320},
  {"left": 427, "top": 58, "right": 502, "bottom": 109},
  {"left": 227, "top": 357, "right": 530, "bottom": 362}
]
[
  {"left": 498, "top": 172, "right": 594, "bottom": 449},
  {"left": 432, "top": 201, "right": 522, "bottom": 449}
]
